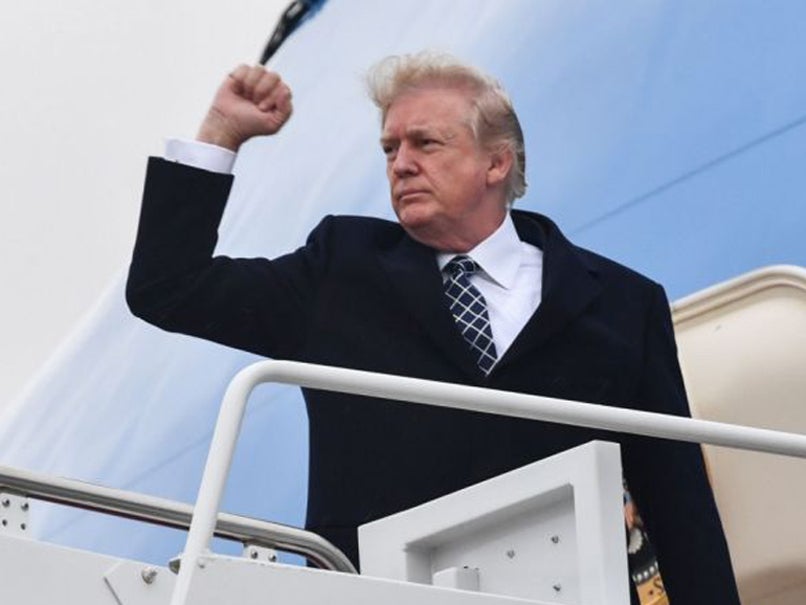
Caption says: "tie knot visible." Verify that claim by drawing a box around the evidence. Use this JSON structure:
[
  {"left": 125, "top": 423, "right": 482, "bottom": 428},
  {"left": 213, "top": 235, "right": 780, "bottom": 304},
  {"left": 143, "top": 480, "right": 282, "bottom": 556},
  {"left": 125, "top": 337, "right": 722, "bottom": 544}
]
[{"left": 445, "top": 255, "right": 478, "bottom": 277}]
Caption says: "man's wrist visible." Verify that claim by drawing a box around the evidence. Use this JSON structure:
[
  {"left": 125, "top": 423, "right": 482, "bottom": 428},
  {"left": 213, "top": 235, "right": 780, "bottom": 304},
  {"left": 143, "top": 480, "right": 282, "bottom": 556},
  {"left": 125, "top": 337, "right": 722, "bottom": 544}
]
[{"left": 196, "top": 122, "right": 242, "bottom": 152}]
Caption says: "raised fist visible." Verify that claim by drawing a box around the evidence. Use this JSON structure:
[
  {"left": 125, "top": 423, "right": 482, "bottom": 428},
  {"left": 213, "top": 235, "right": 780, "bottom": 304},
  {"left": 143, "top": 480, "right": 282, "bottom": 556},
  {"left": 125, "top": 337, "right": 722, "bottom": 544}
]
[{"left": 197, "top": 64, "right": 293, "bottom": 151}]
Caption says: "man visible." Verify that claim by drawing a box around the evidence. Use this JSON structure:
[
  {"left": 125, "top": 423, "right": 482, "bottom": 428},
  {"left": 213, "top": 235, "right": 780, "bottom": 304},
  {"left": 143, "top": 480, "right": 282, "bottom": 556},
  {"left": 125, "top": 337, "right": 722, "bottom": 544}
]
[{"left": 127, "top": 53, "right": 739, "bottom": 603}]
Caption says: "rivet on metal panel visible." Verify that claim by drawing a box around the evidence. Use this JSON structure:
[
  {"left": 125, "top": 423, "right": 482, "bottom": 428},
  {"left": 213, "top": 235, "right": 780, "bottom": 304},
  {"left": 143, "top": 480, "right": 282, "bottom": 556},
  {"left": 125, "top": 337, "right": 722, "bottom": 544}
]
[
  {"left": 243, "top": 543, "right": 279, "bottom": 563},
  {"left": 141, "top": 567, "right": 158, "bottom": 584},
  {"left": 0, "top": 492, "right": 30, "bottom": 537}
]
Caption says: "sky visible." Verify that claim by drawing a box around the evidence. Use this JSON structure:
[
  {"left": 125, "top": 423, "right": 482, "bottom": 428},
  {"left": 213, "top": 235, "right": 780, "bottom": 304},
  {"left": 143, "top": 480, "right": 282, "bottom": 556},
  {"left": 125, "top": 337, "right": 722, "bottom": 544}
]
[{"left": 0, "top": 1, "right": 289, "bottom": 413}]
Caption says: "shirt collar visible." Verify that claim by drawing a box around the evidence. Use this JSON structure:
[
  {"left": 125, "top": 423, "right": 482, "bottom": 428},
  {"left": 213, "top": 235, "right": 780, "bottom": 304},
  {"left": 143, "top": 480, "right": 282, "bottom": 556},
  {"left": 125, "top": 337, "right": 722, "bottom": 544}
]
[{"left": 436, "top": 214, "right": 522, "bottom": 289}]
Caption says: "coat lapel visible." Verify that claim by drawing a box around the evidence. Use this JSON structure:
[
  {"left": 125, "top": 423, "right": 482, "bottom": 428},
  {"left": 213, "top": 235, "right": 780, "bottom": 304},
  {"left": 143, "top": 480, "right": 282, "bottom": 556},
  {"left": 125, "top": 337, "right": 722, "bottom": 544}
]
[
  {"left": 377, "top": 211, "right": 602, "bottom": 380},
  {"left": 497, "top": 211, "right": 603, "bottom": 370},
  {"left": 378, "top": 234, "right": 484, "bottom": 382}
]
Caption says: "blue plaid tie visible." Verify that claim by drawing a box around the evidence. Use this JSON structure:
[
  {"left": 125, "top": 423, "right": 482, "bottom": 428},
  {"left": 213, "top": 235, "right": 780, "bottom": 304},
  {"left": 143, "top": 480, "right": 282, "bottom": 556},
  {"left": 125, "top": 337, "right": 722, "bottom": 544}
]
[{"left": 443, "top": 256, "right": 498, "bottom": 374}]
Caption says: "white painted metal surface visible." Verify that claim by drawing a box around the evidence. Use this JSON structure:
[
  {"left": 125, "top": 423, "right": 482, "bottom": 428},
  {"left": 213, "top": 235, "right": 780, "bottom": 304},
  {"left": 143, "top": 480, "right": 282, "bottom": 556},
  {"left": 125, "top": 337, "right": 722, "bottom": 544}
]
[
  {"left": 359, "top": 441, "right": 628, "bottom": 605},
  {"left": 0, "top": 533, "right": 175, "bottom": 604},
  {"left": 0, "top": 441, "right": 630, "bottom": 605},
  {"left": 183, "top": 555, "right": 548, "bottom": 605},
  {"left": 172, "top": 358, "right": 806, "bottom": 605},
  {"left": 104, "top": 560, "right": 176, "bottom": 604}
]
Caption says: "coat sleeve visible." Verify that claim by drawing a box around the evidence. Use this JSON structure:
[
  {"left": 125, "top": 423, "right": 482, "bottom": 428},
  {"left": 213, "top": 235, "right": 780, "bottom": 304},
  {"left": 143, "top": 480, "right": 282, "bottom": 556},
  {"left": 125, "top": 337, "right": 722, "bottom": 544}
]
[
  {"left": 126, "top": 157, "right": 330, "bottom": 360},
  {"left": 621, "top": 283, "right": 740, "bottom": 604}
]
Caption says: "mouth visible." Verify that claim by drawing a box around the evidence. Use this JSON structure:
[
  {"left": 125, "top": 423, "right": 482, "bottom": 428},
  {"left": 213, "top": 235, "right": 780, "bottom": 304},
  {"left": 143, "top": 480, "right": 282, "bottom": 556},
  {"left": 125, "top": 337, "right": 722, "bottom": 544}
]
[{"left": 395, "top": 189, "right": 429, "bottom": 203}]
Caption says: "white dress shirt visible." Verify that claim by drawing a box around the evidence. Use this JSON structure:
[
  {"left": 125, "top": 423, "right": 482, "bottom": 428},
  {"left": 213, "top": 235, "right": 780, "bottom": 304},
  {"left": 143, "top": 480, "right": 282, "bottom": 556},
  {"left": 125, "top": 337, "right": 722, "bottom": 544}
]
[
  {"left": 164, "top": 138, "right": 544, "bottom": 360},
  {"left": 437, "top": 217, "right": 543, "bottom": 359},
  {"left": 165, "top": 138, "right": 236, "bottom": 173}
]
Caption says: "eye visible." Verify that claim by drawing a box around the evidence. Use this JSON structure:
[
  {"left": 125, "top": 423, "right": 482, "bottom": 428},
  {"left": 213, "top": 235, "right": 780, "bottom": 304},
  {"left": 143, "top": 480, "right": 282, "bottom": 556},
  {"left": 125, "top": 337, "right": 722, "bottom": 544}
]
[
  {"left": 419, "top": 136, "right": 441, "bottom": 149},
  {"left": 381, "top": 143, "right": 396, "bottom": 159}
]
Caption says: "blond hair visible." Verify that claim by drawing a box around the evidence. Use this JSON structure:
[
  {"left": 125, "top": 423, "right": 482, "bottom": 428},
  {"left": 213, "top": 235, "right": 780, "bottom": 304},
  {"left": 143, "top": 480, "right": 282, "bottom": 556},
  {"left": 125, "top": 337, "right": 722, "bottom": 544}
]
[{"left": 366, "top": 52, "right": 526, "bottom": 203}]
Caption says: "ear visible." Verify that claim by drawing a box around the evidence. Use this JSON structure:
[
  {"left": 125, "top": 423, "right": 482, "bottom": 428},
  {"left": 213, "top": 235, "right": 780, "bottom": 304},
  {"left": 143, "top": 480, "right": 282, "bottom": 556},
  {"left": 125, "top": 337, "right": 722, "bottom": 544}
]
[{"left": 486, "top": 146, "right": 514, "bottom": 189}]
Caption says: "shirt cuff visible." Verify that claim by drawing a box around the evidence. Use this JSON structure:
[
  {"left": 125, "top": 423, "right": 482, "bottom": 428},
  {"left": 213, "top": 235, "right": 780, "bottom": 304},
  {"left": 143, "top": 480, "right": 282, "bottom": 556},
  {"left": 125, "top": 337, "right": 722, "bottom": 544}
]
[{"left": 164, "top": 138, "right": 237, "bottom": 174}]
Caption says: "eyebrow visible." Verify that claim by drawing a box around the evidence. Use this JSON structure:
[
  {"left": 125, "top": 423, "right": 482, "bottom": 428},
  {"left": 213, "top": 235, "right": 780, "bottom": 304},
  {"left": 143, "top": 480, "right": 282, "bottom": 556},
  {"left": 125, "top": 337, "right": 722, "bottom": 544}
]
[{"left": 380, "top": 125, "right": 453, "bottom": 146}]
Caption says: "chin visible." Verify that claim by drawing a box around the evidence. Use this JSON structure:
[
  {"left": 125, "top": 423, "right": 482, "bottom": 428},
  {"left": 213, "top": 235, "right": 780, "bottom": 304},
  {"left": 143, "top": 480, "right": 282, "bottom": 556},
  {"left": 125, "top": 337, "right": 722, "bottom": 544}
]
[
  {"left": 396, "top": 213, "right": 430, "bottom": 240},
  {"left": 395, "top": 205, "right": 433, "bottom": 231}
]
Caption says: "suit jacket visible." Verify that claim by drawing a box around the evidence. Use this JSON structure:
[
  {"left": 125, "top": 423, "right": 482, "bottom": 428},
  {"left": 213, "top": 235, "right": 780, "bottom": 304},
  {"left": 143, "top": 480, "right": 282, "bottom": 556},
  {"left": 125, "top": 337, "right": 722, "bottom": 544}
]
[{"left": 127, "top": 158, "right": 739, "bottom": 603}]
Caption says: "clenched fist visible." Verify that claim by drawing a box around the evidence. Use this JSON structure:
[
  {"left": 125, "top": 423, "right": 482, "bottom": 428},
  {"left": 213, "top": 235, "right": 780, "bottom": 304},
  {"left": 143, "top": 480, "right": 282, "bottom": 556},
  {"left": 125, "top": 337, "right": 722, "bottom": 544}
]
[{"left": 197, "top": 64, "right": 293, "bottom": 151}]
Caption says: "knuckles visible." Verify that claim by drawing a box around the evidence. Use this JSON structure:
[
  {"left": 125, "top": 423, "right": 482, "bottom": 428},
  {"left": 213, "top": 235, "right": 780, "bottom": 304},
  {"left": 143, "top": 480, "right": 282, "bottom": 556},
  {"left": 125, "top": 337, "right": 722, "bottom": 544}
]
[{"left": 211, "top": 65, "right": 294, "bottom": 139}]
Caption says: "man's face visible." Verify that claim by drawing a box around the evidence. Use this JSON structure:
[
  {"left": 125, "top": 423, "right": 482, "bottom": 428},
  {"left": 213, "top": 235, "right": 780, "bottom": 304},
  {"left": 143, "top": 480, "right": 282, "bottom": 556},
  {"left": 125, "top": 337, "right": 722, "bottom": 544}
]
[{"left": 380, "top": 87, "right": 508, "bottom": 252}]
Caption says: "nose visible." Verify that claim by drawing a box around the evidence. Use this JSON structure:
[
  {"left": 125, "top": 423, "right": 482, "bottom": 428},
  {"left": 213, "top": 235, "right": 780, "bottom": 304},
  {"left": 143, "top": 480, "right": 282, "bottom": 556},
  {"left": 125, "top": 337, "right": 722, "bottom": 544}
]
[{"left": 391, "top": 142, "right": 418, "bottom": 177}]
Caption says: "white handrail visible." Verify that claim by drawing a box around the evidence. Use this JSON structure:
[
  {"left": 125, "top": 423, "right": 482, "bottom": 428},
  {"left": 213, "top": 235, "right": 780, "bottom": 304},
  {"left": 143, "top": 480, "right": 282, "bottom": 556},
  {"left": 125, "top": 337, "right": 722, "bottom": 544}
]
[{"left": 170, "top": 359, "right": 806, "bottom": 605}]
